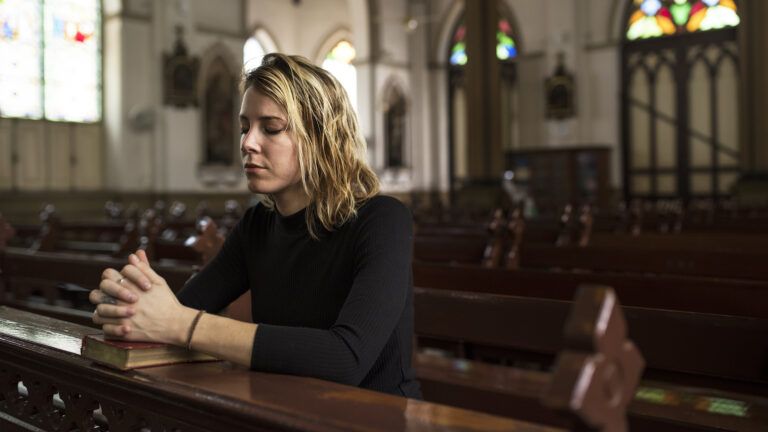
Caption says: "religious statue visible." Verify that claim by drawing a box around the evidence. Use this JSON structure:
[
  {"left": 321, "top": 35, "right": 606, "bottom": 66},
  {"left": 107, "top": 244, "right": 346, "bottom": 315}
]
[
  {"left": 545, "top": 52, "right": 575, "bottom": 119},
  {"left": 163, "top": 26, "right": 200, "bottom": 107}
]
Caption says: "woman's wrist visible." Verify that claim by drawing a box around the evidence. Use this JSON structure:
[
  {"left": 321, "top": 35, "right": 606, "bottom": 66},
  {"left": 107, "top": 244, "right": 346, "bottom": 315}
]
[{"left": 171, "top": 306, "right": 200, "bottom": 346}]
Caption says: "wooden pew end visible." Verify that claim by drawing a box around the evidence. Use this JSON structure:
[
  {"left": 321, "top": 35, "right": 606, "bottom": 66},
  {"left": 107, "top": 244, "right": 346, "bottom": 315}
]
[{"left": 542, "top": 285, "right": 645, "bottom": 432}]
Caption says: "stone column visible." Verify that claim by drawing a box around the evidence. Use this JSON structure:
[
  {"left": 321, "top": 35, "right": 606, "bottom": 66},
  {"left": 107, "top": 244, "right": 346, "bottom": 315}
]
[{"left": 463, "top": 0, "right": 502, "bottom": 182}]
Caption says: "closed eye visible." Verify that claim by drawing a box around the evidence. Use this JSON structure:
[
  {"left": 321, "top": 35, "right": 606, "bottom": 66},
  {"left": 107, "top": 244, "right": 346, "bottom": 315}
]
[{"left": 263, "top": 127, "right": 285, "bottom": 136}]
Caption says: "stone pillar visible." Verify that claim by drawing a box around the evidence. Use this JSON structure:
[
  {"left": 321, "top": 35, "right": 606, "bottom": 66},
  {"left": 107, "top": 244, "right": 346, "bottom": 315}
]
[{"left": 463, "top": 0, "right": 502, "bottom": 182}]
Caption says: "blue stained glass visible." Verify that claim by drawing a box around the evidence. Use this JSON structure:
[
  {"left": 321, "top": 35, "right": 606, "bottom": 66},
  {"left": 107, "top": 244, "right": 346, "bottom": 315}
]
[
  {"left": 449, "top": 19, "right": 517, "bottom": 65},
  {"left": 627, "top": 0, "right": 739, "bottom": 40}
]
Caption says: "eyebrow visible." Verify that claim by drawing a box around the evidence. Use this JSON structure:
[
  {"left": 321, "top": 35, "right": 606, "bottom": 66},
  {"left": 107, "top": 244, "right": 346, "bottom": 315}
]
[{"left": 239, "top": 115, "right": 286, "bottom": 122}]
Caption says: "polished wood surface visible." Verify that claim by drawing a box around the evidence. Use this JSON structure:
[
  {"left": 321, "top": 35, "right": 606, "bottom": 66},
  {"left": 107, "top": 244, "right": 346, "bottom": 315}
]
[{"left": 0, "top": 306, "right": 562, "bottom": 432}]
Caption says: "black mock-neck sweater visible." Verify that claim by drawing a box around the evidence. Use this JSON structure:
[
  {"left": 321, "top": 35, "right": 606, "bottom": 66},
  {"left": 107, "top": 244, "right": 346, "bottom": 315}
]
[{"left": 177, "top": 195, "right": 422, "bottom": 398}]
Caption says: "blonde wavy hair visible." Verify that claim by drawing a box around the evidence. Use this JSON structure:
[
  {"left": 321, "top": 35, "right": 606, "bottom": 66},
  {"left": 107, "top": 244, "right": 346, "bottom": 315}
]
[{"left": 243, "top": 53, "right": 380, "bottom": 238}]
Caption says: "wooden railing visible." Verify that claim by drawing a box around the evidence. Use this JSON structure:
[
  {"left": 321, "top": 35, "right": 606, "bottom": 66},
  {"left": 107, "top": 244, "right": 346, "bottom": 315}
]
[{"left": 0, "top": 307, "right": 563, "bottom": 432}]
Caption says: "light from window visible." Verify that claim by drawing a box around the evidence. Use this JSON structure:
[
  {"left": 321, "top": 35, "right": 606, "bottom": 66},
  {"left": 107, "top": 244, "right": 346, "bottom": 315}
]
[
  {"left": 0, "top": 0, "right": 101, "bottom": 122},
  {"left": 322, "top": 40, "right": 357, "bottom": 111},
  {"left": 243, "top": 37, "right": 265, "bottom": 72},
  {"left": 44, "top": 0, "right": 101, "bottom": 122},
  {"left": 449, "top": 19, "right": 517, "bottom": 66},
  {"left": 0, "top": 0, "right": 43, "bottom": 119},
  {"left": 626, "top": 0, "right": 739, "bottom": 41}
]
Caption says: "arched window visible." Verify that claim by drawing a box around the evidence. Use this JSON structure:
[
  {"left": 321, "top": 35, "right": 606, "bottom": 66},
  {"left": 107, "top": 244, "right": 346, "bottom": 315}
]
[
  {"left": 0, "top": 0, "right": 101, "bottom": 122},
  {"left": 243, "top": 28, "right": 277, "bottom": 72},
  {"left": 243, "top": 38, "right": 265, "bottom": 72},
  {"left": 622, "top": 0, "right": 740, "bottom": 201},
  {"left": 449, "top": 17, "right": 518, "bottom": 66},
  {"left": 626, "top": 0, "right": 739, "bottom": 40},
  {"left": 447, "top": 8, "right": 519, "bottom": 187},
  {"left": 322, "top": 40, "right": 357, "bottom": 111}
]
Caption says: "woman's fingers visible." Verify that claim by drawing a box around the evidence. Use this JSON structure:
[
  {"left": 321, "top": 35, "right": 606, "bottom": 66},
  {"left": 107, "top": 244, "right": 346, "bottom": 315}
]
[
  {"left": 136, "top": 249, "right": 150, "bottom": 264},
  {"left": 92, "top": 309, "right": 128, "bottom": 326},
  {"left": 120, "top": 263, "right": 152, "bottom": 291},
  {"left": 102, "top": 323, "right": 131, "bottom": 338},
  {"left": 96, "top": 303, "right": 134, "bottom": 319},
  {"left": 88, "top": 289, "right": 120, "bottom": 306},
  {"left": 99, "top": 277, "right": 139, "bottom": 303},
  {"left": 101, "top": 267, "right": 122, "bottom": 281},
  {"left": 127, "top": 254, "right": 166, "bottom": 286}
]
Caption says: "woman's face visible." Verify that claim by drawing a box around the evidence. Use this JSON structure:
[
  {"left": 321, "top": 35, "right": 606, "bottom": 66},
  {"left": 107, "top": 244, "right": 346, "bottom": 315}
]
[{"left": 239, "top": 87, "right": 302, "bottom": 197}]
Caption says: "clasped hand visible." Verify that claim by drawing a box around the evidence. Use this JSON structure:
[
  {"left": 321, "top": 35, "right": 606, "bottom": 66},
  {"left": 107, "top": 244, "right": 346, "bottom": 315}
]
[{"left": 90, "top": 250, "right": 188, "bottom": 344}]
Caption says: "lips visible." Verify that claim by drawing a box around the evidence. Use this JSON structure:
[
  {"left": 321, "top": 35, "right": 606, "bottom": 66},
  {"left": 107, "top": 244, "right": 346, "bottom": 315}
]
[{"left": 244, "top": 162, "right": 266, "bottom": 174}]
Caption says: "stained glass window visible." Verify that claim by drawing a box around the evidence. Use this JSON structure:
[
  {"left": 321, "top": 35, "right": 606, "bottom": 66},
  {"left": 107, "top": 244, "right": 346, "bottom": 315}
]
[
  {"left": 0, "top": 0, "right": 43, "bottom": 119},
  {"left": 243, "top": 37, "right": 265, "bottom": 72},
  {"left": 0, "top": 0, "right": 101, "bottom": 122},
  {"left": 44, "top": 0, "right": 101, "bottom": 122},
  {"left": 322, "top": 40, "right": 357, "bottom": 111},
  {"left": 449, "top": 18, "right": 518, "bottom": 66},
  {"left": 626, "top": 0, "right": 739, "bottom": 41}
]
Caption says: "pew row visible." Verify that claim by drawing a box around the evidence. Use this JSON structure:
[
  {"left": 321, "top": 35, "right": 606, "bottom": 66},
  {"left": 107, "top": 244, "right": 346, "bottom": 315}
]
[
  {"left": 0, "top": 285, "right": 643, "bottom": 432},
  {"left": 413, "top": 286, "right": 768, "bottom": 397}
]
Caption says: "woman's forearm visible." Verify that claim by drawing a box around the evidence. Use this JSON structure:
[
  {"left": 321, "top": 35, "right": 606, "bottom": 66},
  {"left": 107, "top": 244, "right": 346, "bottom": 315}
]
[{"left": 178, "top": 306, "right": 258, "bottom": 367}]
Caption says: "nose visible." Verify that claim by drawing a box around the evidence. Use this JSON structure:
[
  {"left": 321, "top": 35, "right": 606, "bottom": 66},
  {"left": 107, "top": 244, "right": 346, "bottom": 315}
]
[{"left": 240, "top": 130, "right": 263, "bottom": 155}]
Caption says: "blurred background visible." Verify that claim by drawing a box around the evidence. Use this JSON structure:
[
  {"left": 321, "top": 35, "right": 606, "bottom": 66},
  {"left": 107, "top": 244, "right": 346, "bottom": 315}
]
[{"left": 1, "top": 0, "right": 766, "bottom": 223}]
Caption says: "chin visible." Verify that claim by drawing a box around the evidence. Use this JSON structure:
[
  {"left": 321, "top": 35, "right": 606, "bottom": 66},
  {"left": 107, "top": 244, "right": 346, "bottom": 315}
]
[{"left": 246, "top": 177, "right": 280, "bottom": 195}]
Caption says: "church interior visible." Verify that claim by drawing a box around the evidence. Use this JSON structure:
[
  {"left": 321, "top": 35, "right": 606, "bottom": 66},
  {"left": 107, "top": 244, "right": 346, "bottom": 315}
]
[{"left": 1, "top": 0, "right": 768, "bottom": 431}]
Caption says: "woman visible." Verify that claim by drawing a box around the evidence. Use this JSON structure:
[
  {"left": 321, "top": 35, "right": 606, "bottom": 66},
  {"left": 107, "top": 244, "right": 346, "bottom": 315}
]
[{"left": 90, "top": 53, "right": 421, "bottom": 398}]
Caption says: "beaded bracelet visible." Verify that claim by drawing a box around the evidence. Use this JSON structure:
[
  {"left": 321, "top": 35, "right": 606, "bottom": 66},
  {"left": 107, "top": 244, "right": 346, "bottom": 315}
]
[{"left": 186, "top": 310, "right": 205, "bottom": 350}]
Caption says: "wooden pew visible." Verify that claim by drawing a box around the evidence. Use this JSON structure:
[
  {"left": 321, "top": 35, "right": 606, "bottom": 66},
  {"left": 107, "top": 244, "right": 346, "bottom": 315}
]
[
  {"left": 414, "top": 262, "right": 768, "bottom": 319},
  {"left": 0, "top": 307, "right": 562, "bottom": 432},
  {"left": 5, "top": 241, "right": 768, "bottom": 429},
  {"left": 519, "top": 243, "right": 768, "bottom": 281},
  {"left": 413, "top": 287, "right": 768, "bottom": 430},
  {"left": 413, "top": 285, "right": 768, "bottom": 396},
  {"left": 414, "top": 209, "right": 506, "bottom": 267},
  {"left": 1, "top": 248, "right": 195, "bottom": 322},
  {"left": 0, "top": 290, "right": 643, "bottom": 432}
]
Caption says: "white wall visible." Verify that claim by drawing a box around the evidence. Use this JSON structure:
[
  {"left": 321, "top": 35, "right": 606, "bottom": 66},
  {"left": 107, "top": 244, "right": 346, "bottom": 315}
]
[{"left": 100, "top": 0, "right": 628, "bottom": 194}]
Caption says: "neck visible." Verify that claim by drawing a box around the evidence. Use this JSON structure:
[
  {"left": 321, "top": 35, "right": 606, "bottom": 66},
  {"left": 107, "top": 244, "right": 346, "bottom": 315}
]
[{"left": 273, "top": 183, "right": 310, "bottom": 216}]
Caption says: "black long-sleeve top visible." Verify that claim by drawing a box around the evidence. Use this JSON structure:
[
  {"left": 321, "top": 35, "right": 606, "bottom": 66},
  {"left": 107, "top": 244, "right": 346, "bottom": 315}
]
[{"left": 177, "top": 195, "right": 422, "bottom": 398}]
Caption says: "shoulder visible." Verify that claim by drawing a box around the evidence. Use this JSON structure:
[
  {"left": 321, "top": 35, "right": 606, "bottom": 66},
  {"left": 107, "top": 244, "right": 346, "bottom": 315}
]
[
  {"left": 347, "top": 196, "right": 413, "bottom": 240},
  {"left": 356, "top": 195, "right": 412, "bottom": 224}
]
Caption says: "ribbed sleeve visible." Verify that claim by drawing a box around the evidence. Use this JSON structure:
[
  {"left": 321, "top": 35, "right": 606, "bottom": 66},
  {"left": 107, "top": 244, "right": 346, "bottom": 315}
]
[{"left": 177, "top": 211, "right": 251, "bottom": 313}]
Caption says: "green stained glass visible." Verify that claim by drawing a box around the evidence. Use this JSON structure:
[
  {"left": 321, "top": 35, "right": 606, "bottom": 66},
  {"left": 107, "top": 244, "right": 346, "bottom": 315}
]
[
  {"left": 670, "top": 1, "right": 692, "bottom": 25},
  {"left": 449, "top": 19, "right": 516, "bottom": 66},
  {"left": 626, "top": 0, "right": 739, "bottom": 40},
  {"left": 450, "top": 41, "right": 467, "bottom": 66}
]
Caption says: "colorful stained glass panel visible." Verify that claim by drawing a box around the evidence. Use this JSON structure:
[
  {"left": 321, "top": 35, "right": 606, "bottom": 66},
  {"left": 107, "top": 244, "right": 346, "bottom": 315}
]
[
  {"left": 0, "top": 0, "right": 43, "bottom": 119},
  {"left": 43, "top": 0, "right": 100, "bottom": 122},
  {"left": 449, "top": 19, "right": 517, "bottom": 66},
  {"left": 627, "top": 0, "right": 739, "bottom": 40}
]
